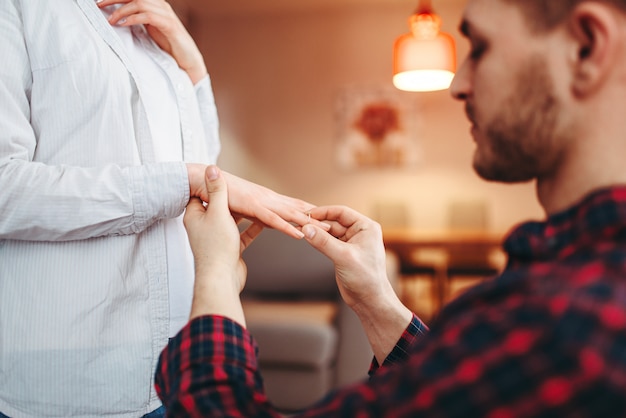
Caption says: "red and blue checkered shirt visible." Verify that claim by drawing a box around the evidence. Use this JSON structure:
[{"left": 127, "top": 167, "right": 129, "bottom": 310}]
[{"left": 155, "top": 186, "right": 626, "bottom": 417}]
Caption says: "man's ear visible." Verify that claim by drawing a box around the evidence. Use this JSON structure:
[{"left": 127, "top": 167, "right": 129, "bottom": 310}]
[{"left": 567, "top": 2, "right": 620, "bottom": 97}]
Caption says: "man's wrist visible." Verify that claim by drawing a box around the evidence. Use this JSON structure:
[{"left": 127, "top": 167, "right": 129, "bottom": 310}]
[
  {"left": 190, "top": 267, "right": 246, "bottom": 326},
  {"left": 350, "top": 282, "right": 403, "bottom": 320},
  {"left": 190, "top": 292, "right": 246, "bottom": 328},
  {"left": 351, "top": 289, "right": 414, "bottom": 365}
]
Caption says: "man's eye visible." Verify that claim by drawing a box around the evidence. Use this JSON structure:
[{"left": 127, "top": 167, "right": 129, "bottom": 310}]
[{"left": 469, "top": 44, "right": 485, "bottom": 60}]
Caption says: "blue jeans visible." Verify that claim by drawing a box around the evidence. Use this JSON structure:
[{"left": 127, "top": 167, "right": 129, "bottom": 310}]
[
  {"left": 143, "top": 405, "right": 166, "bottom": 418},
  {"left": 0, "top": 406, "right": 165, "bottom": 418}
]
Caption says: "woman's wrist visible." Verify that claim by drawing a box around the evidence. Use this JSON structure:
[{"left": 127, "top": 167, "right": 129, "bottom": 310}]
[{"left": 185, "top": 60, "right": 208, "bottom": 85}]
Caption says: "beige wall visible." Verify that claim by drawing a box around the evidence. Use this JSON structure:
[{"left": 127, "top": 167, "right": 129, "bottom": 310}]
[{"left": 189, "top": 1, "right": 544, "bottom": 233}]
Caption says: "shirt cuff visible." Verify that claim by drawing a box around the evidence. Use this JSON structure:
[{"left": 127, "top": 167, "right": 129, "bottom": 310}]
[
  {"left": 369, "top": 313, "right": 428, "bottom": 376},
  {"left": 193, "top": 74, "right": 210, "bottom": 90},
  {"left": 128, "top": 161, "right": 189, "bottom": 233}
]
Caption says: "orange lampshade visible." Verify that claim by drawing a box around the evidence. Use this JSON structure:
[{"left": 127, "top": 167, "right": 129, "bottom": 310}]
[{"left": 393, "top": 2, "right": 456, "bottom": 92}]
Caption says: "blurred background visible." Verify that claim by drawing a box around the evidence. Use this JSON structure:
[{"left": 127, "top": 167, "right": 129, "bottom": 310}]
[{"left": 171, "top": 0, "right": 543, "bottom": 233}]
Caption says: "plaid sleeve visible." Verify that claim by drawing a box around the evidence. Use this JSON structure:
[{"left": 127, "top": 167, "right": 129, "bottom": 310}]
[
  {"left": 369, "top": 314, "right": 429, "bottom": 376},
  {"left": 154, "top": 313, "right": 425, "bottom": 417},
  {"left": 155, "top": 315, "right": 279, "bottom": 417}
]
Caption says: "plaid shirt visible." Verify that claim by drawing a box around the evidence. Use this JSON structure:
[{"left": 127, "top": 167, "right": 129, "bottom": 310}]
[{"left": 155, "top": 186, "right": 626, "bottom": 417}]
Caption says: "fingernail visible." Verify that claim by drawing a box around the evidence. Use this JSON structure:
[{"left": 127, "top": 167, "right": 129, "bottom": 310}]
[
  {"left": 303, "top": 225, "right": 316, "bottom": 239},
  {"left": 207, "top": 166, "right": 220, "bottom": 180}
]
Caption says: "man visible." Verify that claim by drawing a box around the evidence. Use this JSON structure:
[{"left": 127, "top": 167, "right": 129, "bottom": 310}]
[
  {"left": 0, "top": 1, "right": 316, "bottom": 417},
  {"left": 155, "top": 0, "right": 626, "bottom": 416}
]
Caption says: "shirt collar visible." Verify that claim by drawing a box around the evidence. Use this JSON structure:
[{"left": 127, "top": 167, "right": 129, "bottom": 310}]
[{"left": 504, "top": 186, "right": 626, "bottom": 261}]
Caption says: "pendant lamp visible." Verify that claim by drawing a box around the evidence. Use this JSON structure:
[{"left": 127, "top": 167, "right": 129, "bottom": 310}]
[{"left": 393, "top": 0, "right": 456, "bottom": 92}]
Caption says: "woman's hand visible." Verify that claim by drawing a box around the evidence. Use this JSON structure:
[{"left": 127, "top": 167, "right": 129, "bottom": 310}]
[
  {"left": 97, "top": 0, "right": 207, "bottom": 84},
  {"left": 187, "top": 163, "right": 324, "bottom": 239}
]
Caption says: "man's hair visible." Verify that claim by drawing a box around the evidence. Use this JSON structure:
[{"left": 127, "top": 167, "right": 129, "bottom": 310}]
[{"left": 502, "top": 0, "right": 626, "bottom": 32}]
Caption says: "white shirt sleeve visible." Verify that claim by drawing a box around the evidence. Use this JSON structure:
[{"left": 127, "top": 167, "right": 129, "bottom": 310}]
[{"left": 0, "top": 0, "right": 189, "bottom": 242}]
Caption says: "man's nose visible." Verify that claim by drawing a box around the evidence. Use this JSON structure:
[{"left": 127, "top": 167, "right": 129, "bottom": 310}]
[{"left": 449, "top": 62, "right": 470, "bottom": 101}]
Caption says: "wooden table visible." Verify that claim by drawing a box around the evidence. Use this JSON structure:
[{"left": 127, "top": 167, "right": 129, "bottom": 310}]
[{"left": 383, "top": 229, "right": 507, "bottom": 311}]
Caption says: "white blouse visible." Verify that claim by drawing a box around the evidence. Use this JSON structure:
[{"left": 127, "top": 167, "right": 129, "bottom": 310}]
[{"left": 0, "top": 0, "right": 220, "bottom": 416}]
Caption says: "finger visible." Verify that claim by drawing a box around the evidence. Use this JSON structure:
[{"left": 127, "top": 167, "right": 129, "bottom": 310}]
[
  {"left": 106, "top": 1, "right": 142, "bottom": 25},
  {"left": 107, "top": 1, "right": 168, "bottom": 26},
  {"left": 281, "top": 202, "right": 315, "bottom": 226},
  {"left": 204, "top": 166, "right": 229, "bottom": 211},
  {"left": 185, "top": 196, "right": 205, "bottom": 213},
  {"left": 302, "top": 224, "right": 348, "bottom": 263},
  {"left": 230, "top": 211, "right": 310, "bottom": 240},
  {"left": 308, "top": 206, "right": 366, "bottom": 239},
  {"left": 240, "top": 223, "right": 264, "bottom": 253},
  {"left": 278, "top": 209, "right": 331, "bottom": 231},
  {"left": 308, "top": 205, "right": 361, "bottom": 225},
  {"left": 113, "top": 11, "right": 169, "bottom": 29},
  {"left": 260, "top": 200, "right": 331, "bottom": 231},
  {"left": 255, "top": 209, "right": 305, "bottom": 239},
  {"left": 95, "top": 0, "right": 132, "bottom": 7},
  {"left": 183, "top": 197, "right": 205, "bottom": 229},
  {"left": 290, "top": 204, "right": 332, "bottom": 231},
  {"left": 316, "top": 221, "right": 350, "bottom": 241}
]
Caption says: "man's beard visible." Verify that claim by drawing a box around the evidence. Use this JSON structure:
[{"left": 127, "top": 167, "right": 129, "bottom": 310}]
[{"left": 471, "top": 55, "right": 564, "bottom": 183}]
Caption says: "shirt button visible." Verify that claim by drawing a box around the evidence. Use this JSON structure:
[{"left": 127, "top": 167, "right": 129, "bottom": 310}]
[{"left": 176, "top": 83, "right": 188, "bottom": 99}]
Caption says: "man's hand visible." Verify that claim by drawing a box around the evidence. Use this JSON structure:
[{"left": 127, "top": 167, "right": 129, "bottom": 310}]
[
  {"left": 184, "top": 166, "right": 262, "bottom": 326},
  {"left": 301, "top": 205, "right": 390, "bottom": 309},
  {"left": 187, "top": 163, "right": 323, "bottom": 239},
  {"left": 302, "top": 205, "right": 413, "bottom": 364},
  {"left": 98, "top": 0, "right": 208, "bottom": 84}
]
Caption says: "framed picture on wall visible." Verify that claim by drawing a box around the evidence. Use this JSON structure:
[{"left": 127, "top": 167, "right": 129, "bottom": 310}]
[{"left": 334, "top": 85, "right": 421, "bottom": 170}]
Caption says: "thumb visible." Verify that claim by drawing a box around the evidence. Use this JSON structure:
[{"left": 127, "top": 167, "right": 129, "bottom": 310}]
[
  {"left": 302, "top": 224, "right": 344, "bottom": 263},
  {"left": 205, "top": 165, "right": 228, "bottom": 209}
]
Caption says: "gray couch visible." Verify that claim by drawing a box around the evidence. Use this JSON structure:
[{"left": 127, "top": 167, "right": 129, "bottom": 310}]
[{"left": 241, "top": 228, "right": 399, "bottom": 412}]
